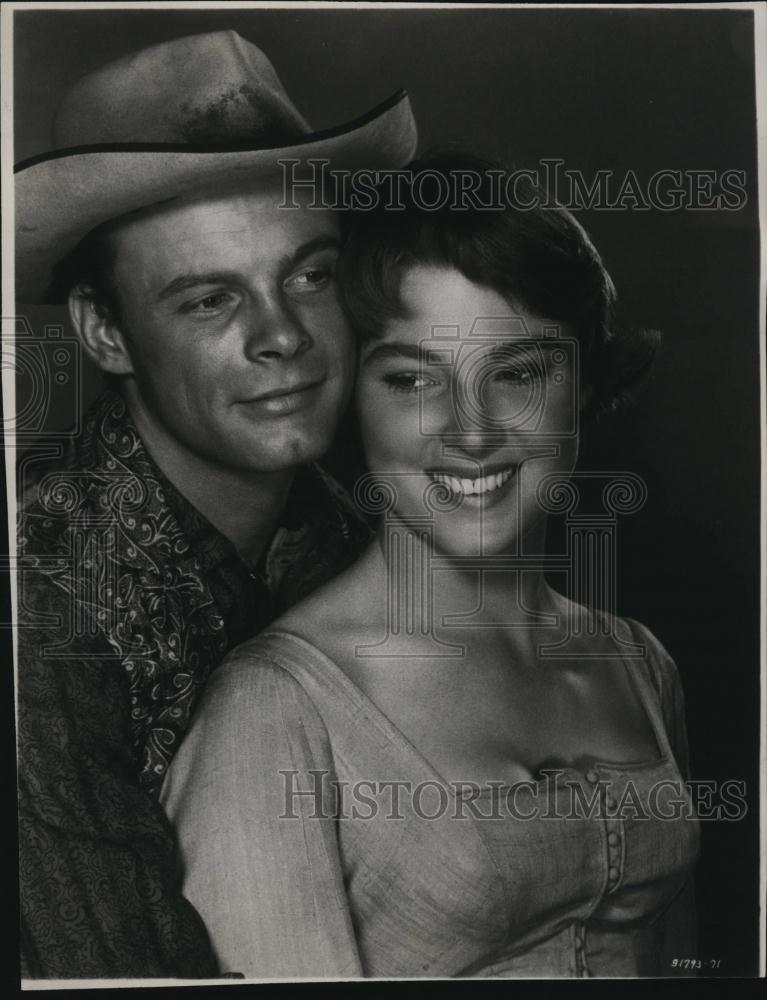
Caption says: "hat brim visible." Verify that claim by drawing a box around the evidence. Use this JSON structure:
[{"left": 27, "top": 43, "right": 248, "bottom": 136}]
[{"left": 14, "top": 90, "right": 417, "bottom": 302}]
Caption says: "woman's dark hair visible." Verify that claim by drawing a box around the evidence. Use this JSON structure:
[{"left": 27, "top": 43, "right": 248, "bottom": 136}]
[{"left": 339, "top": 151, "right": 659, "bottom": 417}]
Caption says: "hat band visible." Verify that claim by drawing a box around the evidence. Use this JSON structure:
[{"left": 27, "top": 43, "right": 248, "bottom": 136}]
[{"left": 15, "top": 89, "right": 409, "bottom": 173}]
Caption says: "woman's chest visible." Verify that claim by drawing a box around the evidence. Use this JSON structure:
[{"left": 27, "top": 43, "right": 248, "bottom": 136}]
[
  {"left": 345, "top": 648, "right": 662, "bottom": 787},
  {"left": 331, "top": 750, "right": 699, "bottom": 977}
]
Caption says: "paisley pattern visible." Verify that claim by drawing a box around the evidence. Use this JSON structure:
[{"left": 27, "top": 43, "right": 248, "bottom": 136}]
[{"left": 17, "top": 389, "right": 371, "bottom": 978}]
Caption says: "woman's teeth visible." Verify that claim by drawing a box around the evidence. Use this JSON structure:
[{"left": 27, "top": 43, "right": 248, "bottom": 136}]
[{"left": 431, "top": 467, "right": 515, "bottom": 497}]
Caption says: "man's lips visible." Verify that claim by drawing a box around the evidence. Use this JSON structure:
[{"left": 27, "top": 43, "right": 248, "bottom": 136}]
[{"left": 238, "top": 378, "right": 326, "bottom": 415}]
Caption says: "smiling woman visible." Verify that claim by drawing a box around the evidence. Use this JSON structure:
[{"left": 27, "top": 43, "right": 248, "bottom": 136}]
[
  {"left": 161, "top": 152, "right": 701, "bottom": 979},
  {"left": 354, "top": 267, "right": 583, "bottom": 556}
]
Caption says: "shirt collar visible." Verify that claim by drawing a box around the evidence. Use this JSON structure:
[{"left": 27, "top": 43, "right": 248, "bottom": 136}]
[{"left": 86, "top": 388, "right": 367, "bottom": 591}]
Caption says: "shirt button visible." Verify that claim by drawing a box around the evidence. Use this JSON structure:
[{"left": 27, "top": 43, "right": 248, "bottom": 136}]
[
  {"left": 608, "top": 866, "right": 620, "bottom": 882},
  {"left": 574, "top": 935, "right": 584, "bottom": 950},
  {"left": 586, "top": 769, "right": 599, "bottom": 784},
  {"left": 607, "top": 831, "right": 620, "bottom": 846},
  {"left": 606, "top": 794, "right": 618, "bottom": 812}
]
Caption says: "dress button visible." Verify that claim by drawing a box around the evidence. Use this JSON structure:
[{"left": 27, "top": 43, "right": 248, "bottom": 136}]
[
  {"left": 585, "top": 769, "right": 599, "bottom": 784},
  {"left": 608, "top": 866, "right": 620, "bottom": 882},
  {"left": 606, "top": 794, "right": 618, "bottom": 812},
  {"left": 607, "top": 831, "right": 620, "bottom": 846},
  {"left": 574, "top": 934, "right": 584, "bottom": 950}
]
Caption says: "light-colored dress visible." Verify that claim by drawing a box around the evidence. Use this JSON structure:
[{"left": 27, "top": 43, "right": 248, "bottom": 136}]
[{"left": 161, "top": 617, "right": 700, "bottom": 979}]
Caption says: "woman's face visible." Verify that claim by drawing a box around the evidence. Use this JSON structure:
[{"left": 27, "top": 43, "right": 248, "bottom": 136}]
[{"left": 355, "top": 266, "right": 583, "bottom": 555}]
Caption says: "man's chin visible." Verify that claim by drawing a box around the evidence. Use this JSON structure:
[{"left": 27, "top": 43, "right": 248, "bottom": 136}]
[{"left": 233, "top": 435, "right": 334, "bottom": 474}]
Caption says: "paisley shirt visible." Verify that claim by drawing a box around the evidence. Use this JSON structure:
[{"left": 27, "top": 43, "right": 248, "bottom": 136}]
[{"left": 16, "top": 390, "right": 370, "bottom": 980}]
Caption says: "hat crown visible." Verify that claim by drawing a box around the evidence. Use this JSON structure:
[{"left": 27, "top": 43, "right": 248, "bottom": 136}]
[
  {"left": 52, "top": 30, "right": 312, "bottom": 148},
  {"left": 16, "top": 30, "right": 418, "bottom": 302}
]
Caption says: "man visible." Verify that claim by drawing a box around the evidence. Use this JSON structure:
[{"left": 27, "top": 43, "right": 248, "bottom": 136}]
[{"left": 15, "top": 30, "right": 416, "bottom": 978}]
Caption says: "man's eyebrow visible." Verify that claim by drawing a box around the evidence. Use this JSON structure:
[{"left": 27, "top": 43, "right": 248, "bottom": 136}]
[
  {"left": 279, "top": 235, "right": 340, "bottom": 273},
  {"left": 156, "top": 271, "right": 242, "bottom": 302},
  {"left": 155, "top": 236, "right": 340, "bottom": 302}
]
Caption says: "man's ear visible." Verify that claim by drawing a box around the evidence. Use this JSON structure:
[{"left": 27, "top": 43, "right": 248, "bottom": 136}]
[{"left": 68, "top": 286, "right": 134, "bottom": 375}]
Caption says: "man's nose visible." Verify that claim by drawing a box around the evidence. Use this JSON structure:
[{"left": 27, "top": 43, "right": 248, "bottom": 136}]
[{"left": 242, "top": 297, "right": 312, "bottom": 362}]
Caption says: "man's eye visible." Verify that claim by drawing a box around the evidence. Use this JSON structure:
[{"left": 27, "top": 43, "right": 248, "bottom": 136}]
[
  {"left": 286, "top": 267, "right": 334, "bottom": 293},
  {"left": 185, "top": 292, "right": 231, "bottom": 313},
  {"left": 382, "top": 372, "right": 437, "bottom": 393}
]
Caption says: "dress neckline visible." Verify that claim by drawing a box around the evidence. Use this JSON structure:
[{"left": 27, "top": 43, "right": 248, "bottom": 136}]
[{"left": 259, "top": 621, "right": 673, "bottom": 796}]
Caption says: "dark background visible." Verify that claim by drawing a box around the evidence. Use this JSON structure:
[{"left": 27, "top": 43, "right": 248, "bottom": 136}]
[{"left": 13, "top": 6, "right": 762, "bottom": 978}]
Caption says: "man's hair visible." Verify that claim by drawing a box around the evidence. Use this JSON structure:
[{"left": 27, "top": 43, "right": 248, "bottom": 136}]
[
  {"left": 338, "top": 151, "right": 659, "bottom": 417},
  {"left": 45, "top": 219, "right": 123, "bottom": 326}
]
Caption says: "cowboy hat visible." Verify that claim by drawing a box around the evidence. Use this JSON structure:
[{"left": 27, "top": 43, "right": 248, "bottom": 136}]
[{"left": 14, "top": 30, "right": 418, "bottom": 302}]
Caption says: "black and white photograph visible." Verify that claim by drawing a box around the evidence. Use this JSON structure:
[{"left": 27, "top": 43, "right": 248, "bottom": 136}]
[{"left": 3, "top": 0, "right": 765, "bottom": 986}]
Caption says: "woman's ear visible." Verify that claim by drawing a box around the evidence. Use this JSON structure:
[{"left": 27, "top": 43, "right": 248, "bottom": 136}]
[{"left": 68, "top": 285, "right": 134, "bottom": 375}]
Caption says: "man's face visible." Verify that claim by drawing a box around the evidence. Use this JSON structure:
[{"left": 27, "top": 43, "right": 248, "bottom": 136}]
[{"left": 106, "top": 184, "right": 353, "bottom": 473}]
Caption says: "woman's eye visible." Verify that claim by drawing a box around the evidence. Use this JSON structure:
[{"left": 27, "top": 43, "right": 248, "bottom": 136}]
[
  {"left": 382, "top": 372, "right": 437, "bottom": 393},
  {"left": 494, "top": 365, "right": 538, "bottom": 386}
]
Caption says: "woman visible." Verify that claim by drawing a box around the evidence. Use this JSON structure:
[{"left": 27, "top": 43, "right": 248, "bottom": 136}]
[{"left": 161, "top": 154, "right": 700, "bottom": 979}]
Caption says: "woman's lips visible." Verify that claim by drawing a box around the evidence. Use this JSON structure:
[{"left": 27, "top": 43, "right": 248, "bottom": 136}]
[{"left": 429, "top": 465, "right": 517, "bottom": 498}]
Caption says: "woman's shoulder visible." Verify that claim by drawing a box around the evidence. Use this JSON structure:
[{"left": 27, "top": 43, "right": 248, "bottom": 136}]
[
  {"left": 583, "top": 607, "right": 691, "bottom": 771},
  {"left": 161, "top": 673, "right": 339, "bottom": 849},
  {"left": 612, "top": 614, "right": 692, "bottom": 777},
  {"left": 198, "top": 630, "right": 335, "bottom": 736},
  {"left": 202, "top": 552, "right": 385, "bottom": 733},
  {"left": 590, "top": 608, "right": 688, "bottom": 745},
  {"left": 571, "top": 599, "right": 675, "bottom": 662},
  {"left": 560, "top": 598, "right": 684, "bottom": 708},
  {"left": 161, "top": 634, "right": 337, "bottom": 810},
  {"left": 610, "top": 613, "right": 682, "bottom": 700}
]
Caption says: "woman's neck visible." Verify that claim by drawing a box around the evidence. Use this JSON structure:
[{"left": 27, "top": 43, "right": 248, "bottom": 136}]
[{"left": 372, "top": 514, "right": 563, "bottom": 651}]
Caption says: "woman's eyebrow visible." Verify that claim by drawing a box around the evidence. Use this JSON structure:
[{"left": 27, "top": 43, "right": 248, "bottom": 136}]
[
  {"left": 485, "top": 339, "right": 548, "bottom": 356},
  {"left": 363, "top": 339, "right": 558, "bottom": 366},
  {"left": 361, "top": 342, "right": 424, "bottom": 365}
]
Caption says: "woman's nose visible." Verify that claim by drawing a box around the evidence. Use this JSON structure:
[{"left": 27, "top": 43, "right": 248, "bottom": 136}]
[
  {"left": 444, "top": 427, "right": 501, "bottom": 461},
  {"left": 437, "top": 390, "right": 504, "bottom": 458}
]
